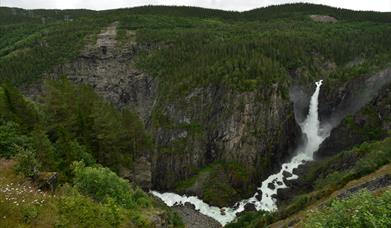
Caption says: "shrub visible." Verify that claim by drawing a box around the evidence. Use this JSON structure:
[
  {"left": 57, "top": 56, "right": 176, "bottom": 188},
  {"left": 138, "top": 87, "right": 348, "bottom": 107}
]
[
  {"left": 56, "top": 190, "right": 125, "bottom": 228},
  {"left": 72, "top": 161, "right": 151, "bottom": 209}
]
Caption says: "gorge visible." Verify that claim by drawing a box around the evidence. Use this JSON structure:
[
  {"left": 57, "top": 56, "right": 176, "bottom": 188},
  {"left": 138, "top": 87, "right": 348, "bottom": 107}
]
[
  {"left": 151, "top": 80, "right": 329, "bottom": 225},
  {"left": 0, "top": 3, "right": 390, "bottom": 228}
]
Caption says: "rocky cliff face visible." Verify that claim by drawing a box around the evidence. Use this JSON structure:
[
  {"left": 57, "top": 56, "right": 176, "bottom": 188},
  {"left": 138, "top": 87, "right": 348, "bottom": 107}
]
[
  {"left": 316, "top": 73, "right": 391, "bottom": 159},
  {"left": 151, "top": 83, "right": 300, "bottom": 206}
]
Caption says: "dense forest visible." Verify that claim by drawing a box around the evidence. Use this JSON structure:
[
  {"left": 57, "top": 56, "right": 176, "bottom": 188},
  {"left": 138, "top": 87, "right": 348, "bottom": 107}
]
[{"left": 0, "top": 3, "right": 390, "bottom": 227}]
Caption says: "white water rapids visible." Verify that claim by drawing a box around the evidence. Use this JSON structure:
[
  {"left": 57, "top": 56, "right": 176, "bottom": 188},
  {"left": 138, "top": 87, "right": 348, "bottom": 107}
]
[{"left": 151, "top": 80, "right": 329, "bottom": 226}]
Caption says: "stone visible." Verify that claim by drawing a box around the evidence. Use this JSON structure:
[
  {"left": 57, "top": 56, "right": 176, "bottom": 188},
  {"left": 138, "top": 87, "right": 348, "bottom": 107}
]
[
  {"left": 268, "top": 182, "right": 275, "bottom": 190},
  {"left": 243, "top": 203, "right": 257, "bottom": 212},
  {"left": 36, "top": 172, "right": 57, "bottom": 192},
  {"left": 255, "top": 191, "right": 262, "bottom": 201},
  {"left": 282, "top": 170, "right": 293, "bottom": 178}
]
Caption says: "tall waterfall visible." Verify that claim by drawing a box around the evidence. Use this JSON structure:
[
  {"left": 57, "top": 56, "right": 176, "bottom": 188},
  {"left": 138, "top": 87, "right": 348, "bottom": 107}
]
[{"left": 151, "top": 80, "right": 329, "bottom": 226}]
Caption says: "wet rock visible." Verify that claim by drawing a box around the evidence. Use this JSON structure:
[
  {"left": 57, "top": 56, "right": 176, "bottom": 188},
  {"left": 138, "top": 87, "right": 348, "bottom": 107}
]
[
  {"left": 267, "top": 182, "right": 275, "bottom": 190},
  {"left": 282, "top": 170, "right": 293, "bottom": 178},
  {"left": 220, "top": 208, "right": 226, "bottom": 215},
  {"left": 184, "top": 202, "right": 196, "bottom": 210},
  {"left": 255, "top": 191, "right": 262, "bottom": 201},
  {"left": 243, "top": 203, "right": 257, "bottom": 212}
]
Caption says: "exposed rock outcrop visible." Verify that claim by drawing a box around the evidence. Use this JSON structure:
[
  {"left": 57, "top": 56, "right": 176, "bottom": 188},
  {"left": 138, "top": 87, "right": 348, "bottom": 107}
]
[
  {"left": 151, "top": 84, "right": 301, "bottom": 205},
  {"left": 337, "top": 175, "right": 391, "bottom": 199},
  {"left": 310, "top": 15, "right": 337, "bottom": 23}
]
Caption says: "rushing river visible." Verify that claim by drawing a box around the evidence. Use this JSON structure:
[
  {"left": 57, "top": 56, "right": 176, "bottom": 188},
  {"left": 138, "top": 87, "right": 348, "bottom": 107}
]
[{"left": 152, "top": 80, "right": 329, "bottom": 226}]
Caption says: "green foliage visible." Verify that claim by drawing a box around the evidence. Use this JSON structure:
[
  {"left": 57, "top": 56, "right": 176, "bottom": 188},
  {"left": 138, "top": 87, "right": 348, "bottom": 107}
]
[
  {"left": 72, "top": 162, "right": 152, "bottom": 209},
  {"left": 43, "top": 79, "right": 151, "bottom": 171},
  {"left": 14, "top": 146, "right": 40, "bottom": 178},
  {"left": 129, "top": 12, "right": 391, "bottom": 97},
  {"left": 0, "top": 84, "right": 40, "bottom": 130},
  {"left": 313, "top": 138, "right": 391, "bottom": 190},
  {"left": 0, "top": 15, "right": 106, "bottom": 85},
  {"left": 0, "top": 78, "right": 152, "bottom": 181},
  {"left": 56, "top": 190, "right": 125, "bottom": 228},
  {"left": 30, "top": 130, "right": 58, "bottom": 171},
  {"left": 303, "top": 190, "right": 391, "bottom": 228},
  {"left": 226, "top": 210, "right": 274, "bottom": 228},
  {"left": 0, "top": 121, "right": 31, "bottom": 158}
]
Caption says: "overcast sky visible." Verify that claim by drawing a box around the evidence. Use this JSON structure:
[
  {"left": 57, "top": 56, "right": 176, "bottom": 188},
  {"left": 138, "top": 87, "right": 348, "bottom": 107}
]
[{"left": 1, "top": 0, "right": 390, "bottom": 12}]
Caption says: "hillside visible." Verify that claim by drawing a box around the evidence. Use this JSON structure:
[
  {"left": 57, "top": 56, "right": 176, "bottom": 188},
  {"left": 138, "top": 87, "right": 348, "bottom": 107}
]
[{"left": 0, "top": 3, "right": 390, "bottom": 227}]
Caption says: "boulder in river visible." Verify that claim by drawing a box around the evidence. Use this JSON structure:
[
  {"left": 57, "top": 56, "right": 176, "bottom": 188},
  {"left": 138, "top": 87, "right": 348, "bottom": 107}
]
[
  {"left": 255, "top": 191, "right": 262, "bottom": 201},
  {"left": 282, "top": 170, "right": 293, "bottom": 178},
  {"left": 184, "top": 202, "right": 196, "bottom": 210},
  {"left": 243, "top": 203, "right": 257, "bottom": 212},
  {"left": 268, "top": 182, "right": 275, "bottom": 190}
]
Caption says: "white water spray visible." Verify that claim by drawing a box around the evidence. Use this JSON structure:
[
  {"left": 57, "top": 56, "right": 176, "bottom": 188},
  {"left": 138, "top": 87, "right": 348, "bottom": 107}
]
[{"left": 151, "top": 80, "right": 329, "bottom": 226}]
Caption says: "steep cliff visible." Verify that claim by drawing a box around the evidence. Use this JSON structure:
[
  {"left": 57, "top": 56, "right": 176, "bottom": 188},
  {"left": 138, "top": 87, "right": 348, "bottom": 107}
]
[
  {"left": 316, "top": 69, "right": 391, "bottom": 159},
  {"left": 151, "top": 83, "right": 300, "bottom": 206}
]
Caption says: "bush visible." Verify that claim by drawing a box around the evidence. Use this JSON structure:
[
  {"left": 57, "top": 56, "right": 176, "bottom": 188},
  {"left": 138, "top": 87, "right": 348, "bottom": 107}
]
[
  {"left": 303, "top": 190, "right": 391, "bottom": 228},
  {"left": 72, "top": 162, "right": 151, "bottom": 209}
]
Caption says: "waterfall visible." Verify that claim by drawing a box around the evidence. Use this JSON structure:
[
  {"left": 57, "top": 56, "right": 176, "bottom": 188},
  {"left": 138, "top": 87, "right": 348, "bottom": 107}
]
[
  {"left": 151, "top": 80, "right": 329, "bottom": 226},
  {"left": 301, "top": 80, "right": 324, "bottom": 159}
]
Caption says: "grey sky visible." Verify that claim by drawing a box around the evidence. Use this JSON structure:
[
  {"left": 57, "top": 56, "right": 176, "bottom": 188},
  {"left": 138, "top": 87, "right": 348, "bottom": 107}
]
[{"left": 1, "top": 0, "right": 390, "bottom": 12}]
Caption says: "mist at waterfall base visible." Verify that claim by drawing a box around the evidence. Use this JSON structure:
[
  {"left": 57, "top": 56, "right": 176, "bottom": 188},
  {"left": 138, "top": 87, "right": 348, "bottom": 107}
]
[{"left": 151, "top": 80, "right": 330, "bottom": 226}]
